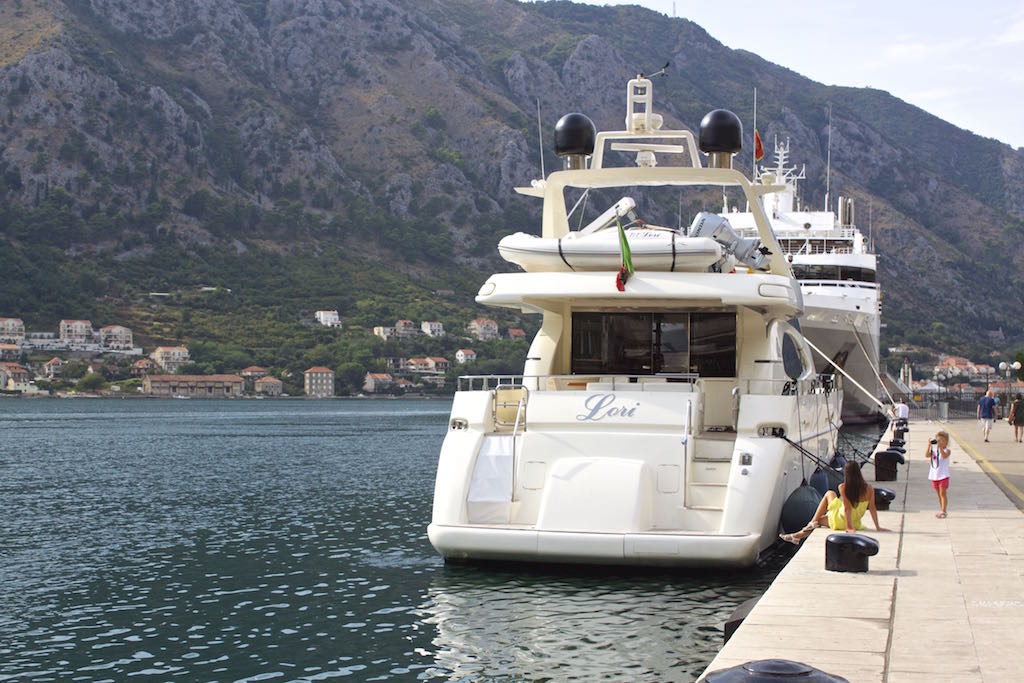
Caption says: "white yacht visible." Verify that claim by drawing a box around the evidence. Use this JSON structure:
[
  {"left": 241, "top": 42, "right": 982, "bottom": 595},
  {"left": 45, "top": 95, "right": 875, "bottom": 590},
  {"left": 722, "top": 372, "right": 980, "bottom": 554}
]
[
  {"left": 723, "top": 140, "right": 882, "bottom": 423},
  {"left": 427, "top": 76, "right": 842, "bottom": 568}
]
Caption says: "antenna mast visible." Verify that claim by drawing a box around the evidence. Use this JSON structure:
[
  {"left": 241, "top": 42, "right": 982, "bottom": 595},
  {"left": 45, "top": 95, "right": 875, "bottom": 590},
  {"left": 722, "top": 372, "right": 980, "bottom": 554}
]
[
  {"left": 536, "top": 98, "right": 545, "bottom": 178},
  {"left": 825, "top": 103, "right": 832, "bottom": 211},
  {"left": 752, "top": 87, "right": 757, "bottom": 177}
]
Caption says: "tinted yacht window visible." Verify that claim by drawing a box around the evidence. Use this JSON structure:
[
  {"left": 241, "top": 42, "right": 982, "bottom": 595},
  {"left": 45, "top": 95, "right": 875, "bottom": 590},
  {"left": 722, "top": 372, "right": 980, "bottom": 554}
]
[{"left": 571, "top": 311, "right": 735, "bottom": 377}]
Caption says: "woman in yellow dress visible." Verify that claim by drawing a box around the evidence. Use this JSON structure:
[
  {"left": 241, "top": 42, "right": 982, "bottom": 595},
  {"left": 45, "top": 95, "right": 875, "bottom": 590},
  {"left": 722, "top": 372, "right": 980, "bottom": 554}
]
[{"left": 780, "top": 461, "right": 888, "bottom": 544}]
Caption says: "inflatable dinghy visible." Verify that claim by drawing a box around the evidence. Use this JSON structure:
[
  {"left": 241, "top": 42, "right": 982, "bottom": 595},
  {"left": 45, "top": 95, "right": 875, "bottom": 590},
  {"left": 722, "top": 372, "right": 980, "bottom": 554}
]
[{"left": 498, "top": 227, "right": 723, "bottom": 273}]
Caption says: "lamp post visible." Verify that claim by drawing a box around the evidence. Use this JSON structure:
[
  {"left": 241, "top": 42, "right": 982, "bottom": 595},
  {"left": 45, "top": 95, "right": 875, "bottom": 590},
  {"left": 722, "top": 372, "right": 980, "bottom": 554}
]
[{"left": 999, "top": 360, "right": 1021, "bottom": 412}]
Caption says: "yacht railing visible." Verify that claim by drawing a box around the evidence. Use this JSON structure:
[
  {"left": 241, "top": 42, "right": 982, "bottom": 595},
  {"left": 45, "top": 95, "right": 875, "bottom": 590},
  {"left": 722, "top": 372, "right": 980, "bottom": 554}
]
[
  {"left": 801, "top": 280, "right": 879, "bottom": 290},
  {"left": 736, "top": 226, "right": 860, "bottom": 241},
  {"left": 458, "top": 373, "right": 838, "bottom": 396},
  {"left": 457, "top": 373, "right": 698, "bottom": 392}
]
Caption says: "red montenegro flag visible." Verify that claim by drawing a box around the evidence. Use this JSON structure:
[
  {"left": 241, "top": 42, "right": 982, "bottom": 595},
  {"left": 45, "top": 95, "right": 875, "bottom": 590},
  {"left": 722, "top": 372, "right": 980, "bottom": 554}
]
[{"left": 754, "top": 129, "right": 765, "bottom": 162}]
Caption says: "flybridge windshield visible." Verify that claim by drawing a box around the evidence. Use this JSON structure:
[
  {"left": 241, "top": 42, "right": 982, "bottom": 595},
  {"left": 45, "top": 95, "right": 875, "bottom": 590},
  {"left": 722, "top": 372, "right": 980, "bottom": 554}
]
[{"left": 570, "top": 311, "right": 736, "bottom": 377}]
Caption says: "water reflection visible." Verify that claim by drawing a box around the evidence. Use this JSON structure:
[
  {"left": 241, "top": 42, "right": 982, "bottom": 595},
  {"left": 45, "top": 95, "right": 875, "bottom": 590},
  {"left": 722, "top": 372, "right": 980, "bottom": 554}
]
[{"left": 417, "top": 561, "right": 784, "bottom": 682}]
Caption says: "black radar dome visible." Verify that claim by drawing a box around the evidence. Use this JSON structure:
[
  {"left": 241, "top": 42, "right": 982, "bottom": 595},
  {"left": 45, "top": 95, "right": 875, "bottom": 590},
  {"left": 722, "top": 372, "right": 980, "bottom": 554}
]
[
  {"left": 554, "top": 113, "right": 597, "bottom": 157},
  {"left": 698, "top": 109, "right": 743, "bottom": 154}
]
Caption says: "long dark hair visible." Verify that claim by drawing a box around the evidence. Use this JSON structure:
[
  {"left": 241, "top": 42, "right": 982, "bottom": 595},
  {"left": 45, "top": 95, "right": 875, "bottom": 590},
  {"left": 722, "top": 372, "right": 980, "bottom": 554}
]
[{"left": 843, "top": 461, "right": 868, "bottom": 503}]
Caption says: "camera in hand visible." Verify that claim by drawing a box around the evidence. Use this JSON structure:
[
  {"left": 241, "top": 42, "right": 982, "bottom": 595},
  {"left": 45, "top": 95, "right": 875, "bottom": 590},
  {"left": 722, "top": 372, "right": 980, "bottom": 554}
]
[{"left": 930, "top": 438, "right": 938, "bottom": 444}]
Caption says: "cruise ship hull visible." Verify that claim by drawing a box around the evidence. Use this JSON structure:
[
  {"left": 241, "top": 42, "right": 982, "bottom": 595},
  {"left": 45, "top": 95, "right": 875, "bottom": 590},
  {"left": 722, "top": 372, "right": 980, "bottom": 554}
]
[{"left": 801, "top": 291, "right": 881, "bottom": 423}]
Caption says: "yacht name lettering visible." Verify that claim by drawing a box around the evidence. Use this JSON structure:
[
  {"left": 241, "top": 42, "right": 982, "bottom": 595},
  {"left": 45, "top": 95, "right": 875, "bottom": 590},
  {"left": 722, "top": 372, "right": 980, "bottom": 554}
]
[{"left": 576, "top": 393, "right": 639, "bottom": 421}]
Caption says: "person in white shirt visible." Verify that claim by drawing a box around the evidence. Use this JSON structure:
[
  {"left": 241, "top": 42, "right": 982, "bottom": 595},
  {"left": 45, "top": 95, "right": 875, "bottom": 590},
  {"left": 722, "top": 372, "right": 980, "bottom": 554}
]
[
  {"left": 896, "top": 399, "right": 909, "bottom": 420},
  {"left": 926, "top": 430, "right": 951, "bottom": 518}
]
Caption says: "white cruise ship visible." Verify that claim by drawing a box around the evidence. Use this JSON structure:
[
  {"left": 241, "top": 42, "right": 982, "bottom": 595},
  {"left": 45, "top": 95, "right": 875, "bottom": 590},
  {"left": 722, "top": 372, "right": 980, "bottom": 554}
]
[{"left": 723, "top": 140, "right": 882, "bottom": 422}]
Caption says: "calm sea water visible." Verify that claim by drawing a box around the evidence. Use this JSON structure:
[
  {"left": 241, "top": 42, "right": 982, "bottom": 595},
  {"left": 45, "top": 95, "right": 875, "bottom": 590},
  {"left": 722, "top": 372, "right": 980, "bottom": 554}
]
[{"left": 0, "top": 398, "right": 862, "bottom": 682}]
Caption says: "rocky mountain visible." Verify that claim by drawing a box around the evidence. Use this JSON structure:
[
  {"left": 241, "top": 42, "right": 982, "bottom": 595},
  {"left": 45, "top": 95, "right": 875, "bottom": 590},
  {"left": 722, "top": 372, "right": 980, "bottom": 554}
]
[{"left": 1, "top": 0, "right": 1023, "bottom": 360}]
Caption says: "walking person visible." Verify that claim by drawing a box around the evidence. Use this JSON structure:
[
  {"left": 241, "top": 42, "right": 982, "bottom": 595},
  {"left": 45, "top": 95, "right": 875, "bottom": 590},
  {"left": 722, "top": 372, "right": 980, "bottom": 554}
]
[
  {"left": 1011, "top": 393, "right": 1024, "bottom": 443},
  {"left": 978, "top": 388, "right": 997, "bottom": 442},
  {"left": 926, "top": 429, "right": 952, "bottom": 518}
]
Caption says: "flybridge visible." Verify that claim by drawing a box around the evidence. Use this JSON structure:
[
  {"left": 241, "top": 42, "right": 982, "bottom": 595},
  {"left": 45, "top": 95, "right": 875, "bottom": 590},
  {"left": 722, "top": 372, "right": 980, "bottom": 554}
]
[{"left": 512, "top": 74, "right": 794, "bottom": 278}]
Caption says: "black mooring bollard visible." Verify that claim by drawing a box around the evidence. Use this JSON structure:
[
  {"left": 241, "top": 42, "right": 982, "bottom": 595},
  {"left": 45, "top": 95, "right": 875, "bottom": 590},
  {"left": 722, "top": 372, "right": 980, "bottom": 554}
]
[
  {"left": 704, "top": 658, "right": 849, "bottom": 681},
  {"left": 825, "top": 533, "right": 879, "bottom": 573}
]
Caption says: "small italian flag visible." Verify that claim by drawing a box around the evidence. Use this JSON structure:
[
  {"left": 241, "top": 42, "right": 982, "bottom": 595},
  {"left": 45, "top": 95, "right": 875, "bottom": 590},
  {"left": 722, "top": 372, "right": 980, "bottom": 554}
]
[{"left": 615, "top": 216, "right": 635, "bottom": 291}]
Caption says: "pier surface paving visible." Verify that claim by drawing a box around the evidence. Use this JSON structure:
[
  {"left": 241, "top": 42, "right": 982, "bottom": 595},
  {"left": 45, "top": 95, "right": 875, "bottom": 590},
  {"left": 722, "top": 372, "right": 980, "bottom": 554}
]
[{"left": 699, "top": 418, "right": 1024, "bottom": 682}]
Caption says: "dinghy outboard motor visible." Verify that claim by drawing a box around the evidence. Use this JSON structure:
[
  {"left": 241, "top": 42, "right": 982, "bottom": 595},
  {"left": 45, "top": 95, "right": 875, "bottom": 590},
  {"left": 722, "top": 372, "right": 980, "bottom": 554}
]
[
  {"left": 554, "top": 113, "right": 597, "bottom": 170},
  {"left": 689, "top": 212, "right": 771, "bottom": 270},
  {"left": 699, "top": 108, "right": 742, "bottom": 169}
]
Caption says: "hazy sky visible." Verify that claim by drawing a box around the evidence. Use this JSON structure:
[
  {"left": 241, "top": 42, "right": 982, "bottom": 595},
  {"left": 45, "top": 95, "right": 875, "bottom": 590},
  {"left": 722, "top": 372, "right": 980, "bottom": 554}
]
[{"left": 570, "top": 0, "right": 1024, "bottom": 149}]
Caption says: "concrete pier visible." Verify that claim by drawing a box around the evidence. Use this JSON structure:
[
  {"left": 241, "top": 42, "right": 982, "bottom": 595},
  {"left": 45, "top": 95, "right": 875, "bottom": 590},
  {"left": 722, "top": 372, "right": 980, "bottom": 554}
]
[{"left": 699, "top": 418, "right": 1024, "bottom": 682}]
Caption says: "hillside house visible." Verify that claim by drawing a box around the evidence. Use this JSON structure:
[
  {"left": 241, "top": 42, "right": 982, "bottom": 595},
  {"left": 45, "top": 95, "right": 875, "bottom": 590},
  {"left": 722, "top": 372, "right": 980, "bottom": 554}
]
[
  {"left": 151, "top": 346, "right": 190, "bottom": 373},
  {"left": 0, "top": 317, "right": 25, "bottom": 343},
  {"left": 427, "top": 357, "right": 450, "bottom": 373},
  {"left": 395, "top": 320, "right": 417, "bottom": 338},
  {"left": 0, "top": 343, "right": 19, "bottom": 361},
  {"left": 455, "top": 349, "right": 476, "bottom": 364},
  {"left": 315, "top": 310, "right": 341, "bottom": 327},
  {"left": 60, "top": 319, "right": 94, "bottom": 344},
  {"left": 468, "top": 318, "right": 498, "bottom": 341},
  {"left": 421, "top": 321, "right": 445, "bottom": 337},
  {"left": 407, "top": 357, "right": 431, "bottom": 373},
  {"left": 373, "top": 326, "right": 396, "bottom": 341},
  {"left": 131, "top": 358, "right": 155, "bottom": 377},
  {"left": 304, "top": 366, "right": 335, "bottom": 398},
  {"left": 44, "top": 357, "right": 63, "bottom": 378},
  {"left": 241, "top": 366, "right": 267, "bottom": 378},
  {"left": 507, "top": 328, "right": 526, "bottom": 340},
  {"left": 363, "top": 372, "right": 393, "bottom": 393},
  {"left": 99, "top": 325, "right": 133, "bottom": 350}
]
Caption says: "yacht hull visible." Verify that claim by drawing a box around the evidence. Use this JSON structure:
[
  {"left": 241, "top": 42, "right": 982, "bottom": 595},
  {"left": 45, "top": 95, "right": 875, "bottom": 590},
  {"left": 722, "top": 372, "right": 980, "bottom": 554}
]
[
  {"left": 429, "top": 384, "right": 840, "bottom": 568},
  {"left": 428, "top": 524, "right": 761, "bottom": 567}
]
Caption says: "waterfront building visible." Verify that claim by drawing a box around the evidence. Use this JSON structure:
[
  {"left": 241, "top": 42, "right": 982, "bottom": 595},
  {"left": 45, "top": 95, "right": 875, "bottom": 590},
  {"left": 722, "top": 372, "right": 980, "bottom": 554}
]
[
  {"left": 0, "top": 362, "right": 32, "bottom": 391},
  {"left": 143, "top": 374, "right": 244, "bottom": 397},
  {"left": 0, "top": 343, "right": 20, "bottom": 361},
  {"left": 150, "top": 346, "right": 190, "bottom": 373},
  {"left": 0, "top": 318, "right": 25, "bottom": 343},
  {"left": 99, "top": 325, "right": 133, "bottom": 350},
  {"left": 59, "top": 319, "right": 94, "bottom": 344},
  {"left": 315, "top": 310, "right": 341, "bottom": 327},
  {"left": 455, "top": 349, "right": 476, "bottom": 364},
  {"left": 303, "top": 366, "right": 335, "bottom": 398},
  {"left": 254, "top": 376, "right": 283, "bottom": 397},
  {"left": 421, "top": 321, "right": 445, "bottom": 337},
  {"left": 468, "top": 318, "right": 498, "bottom": 341},
  {"left": 363, "top": 372, "right": 393, "bottom": 393}
]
